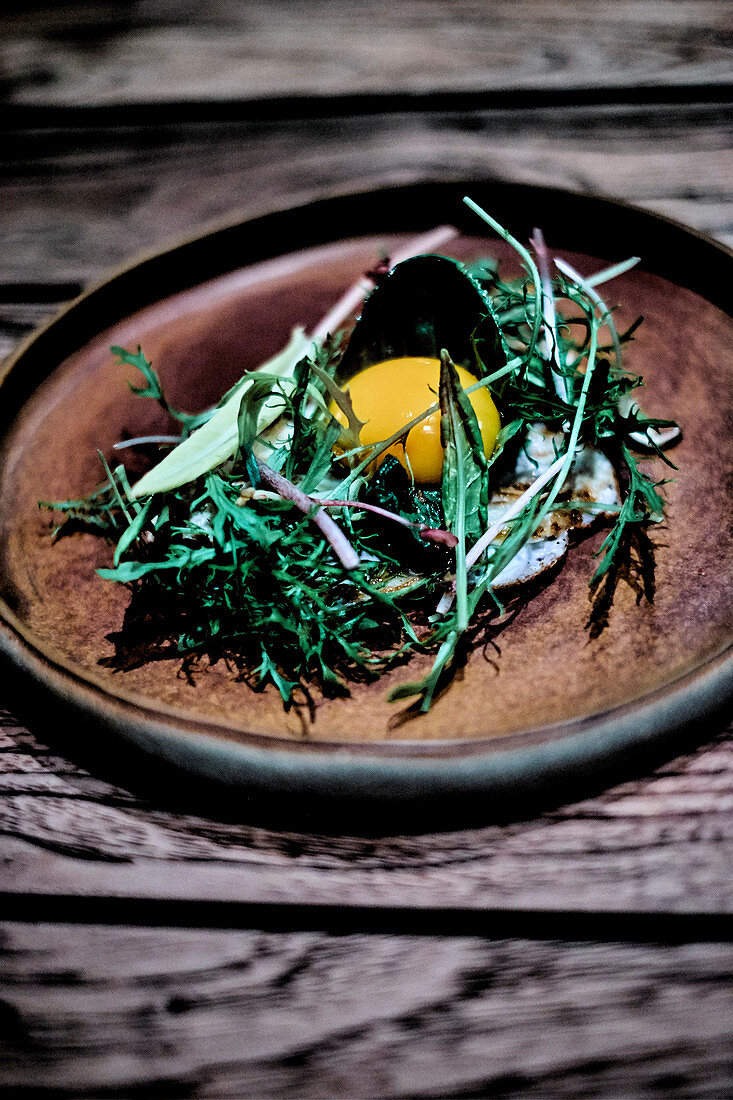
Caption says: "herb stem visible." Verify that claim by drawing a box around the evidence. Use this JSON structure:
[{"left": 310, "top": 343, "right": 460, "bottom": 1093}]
[
  {"left": 533, "top": 307, "right": 601, "bottom": 526},
  {"left": 531, "top": 228, "right": 569, "bottom": 402},
  {"left": 466, "top": 453, "right": 567, "bottom": 571},
  {"left": 319, "top": 498, "right": 457, "bottom": 547},
  {"left": 435, "top": 449, "right": 568, "bottom": 615},
  {"left": 96, "top": 450, "right": 133, "bottom": 525},
  {"left": 113, "top": 435, "right": 182, "bottom": 450},
  {"left": 556, "top": 256, "right": 682, "bottom": 453},
  {"left": 255, "top": 458, "right": 360, "bottom": 571},
  {"left": 586, "top": 256, "right": 640, "bottom": 288},
  {"left": 555, "top": 257, "right": 623, "bottom": 375}
]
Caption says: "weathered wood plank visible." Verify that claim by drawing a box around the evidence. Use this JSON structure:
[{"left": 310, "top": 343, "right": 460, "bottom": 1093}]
[
  {"left": 0, "top": 922, "right": 730, "bottom": 1097},
  {"left": 3, "top": 1, "right": 731, "bottom": 107},
  {"left": 3, "top": 102, "right": 731, "bottom": 293},
  {"left": 1, "top": 712, "right": 731, "bottom": 915}
]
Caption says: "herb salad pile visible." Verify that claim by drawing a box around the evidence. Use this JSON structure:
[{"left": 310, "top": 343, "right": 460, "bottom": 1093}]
[{"left": 43, "top": 199, "right": 680, "bottom": 713}]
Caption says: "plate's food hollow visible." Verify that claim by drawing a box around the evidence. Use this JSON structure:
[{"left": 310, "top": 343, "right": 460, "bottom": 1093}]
[{"left": 1, "top": 233, "right": 731, "bottom": 746}]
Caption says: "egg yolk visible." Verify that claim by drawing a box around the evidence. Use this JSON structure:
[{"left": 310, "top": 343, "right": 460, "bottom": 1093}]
[{"left": 332, "top": 356, "right": 501, "bottom": 485}]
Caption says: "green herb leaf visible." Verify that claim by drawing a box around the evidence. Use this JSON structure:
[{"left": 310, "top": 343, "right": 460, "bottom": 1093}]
[
  {"left": 113, "top": 497, "right": 153, "bottom": 566},
  {"left": 591, "top": 443, "right": 668, "bottom": 585},
  {"left": 439, "top": 350, "right": 488, "bottom": 543},
  {"left": 310, "top": 364, "right": 366, "bottom": 451},
  {"left": 111, "top": 345, "right": 209, "bottom": 432}
]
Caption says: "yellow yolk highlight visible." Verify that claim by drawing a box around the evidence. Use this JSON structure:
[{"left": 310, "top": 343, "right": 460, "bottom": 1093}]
[{"left": 333, "top": 356, "right": 501, "bottom": 485}]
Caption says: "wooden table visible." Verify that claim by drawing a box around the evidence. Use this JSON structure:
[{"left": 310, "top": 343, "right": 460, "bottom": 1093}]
[{"left": 1, "top": 4, "right": 732, "bottom": 1095}]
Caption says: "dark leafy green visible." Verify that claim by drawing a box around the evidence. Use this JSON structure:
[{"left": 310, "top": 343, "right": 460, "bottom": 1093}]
[{"left": 338, "top": 255, "right": 507, "bottom": 379}]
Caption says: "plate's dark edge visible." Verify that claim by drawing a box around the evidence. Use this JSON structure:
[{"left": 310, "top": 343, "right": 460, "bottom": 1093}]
[
  {"left": 2, "top": 591, "right": 731, "bottom": 759},
  {"left": 2, "top": 179, "right": 731, "bottom": 436},
  {"left": 2, "top": 620, "right": 731, "bottom": 825},
  {"left": 0, "top": 179, "right": 732, "bottom": 813}
]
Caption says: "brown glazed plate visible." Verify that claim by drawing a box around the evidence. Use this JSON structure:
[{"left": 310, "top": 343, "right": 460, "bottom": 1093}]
[{"left": 1, "top": 180, "right": 731, "bottom": 815}]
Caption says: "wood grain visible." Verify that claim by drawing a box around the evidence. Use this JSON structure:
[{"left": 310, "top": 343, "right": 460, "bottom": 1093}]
[
  {"left": 0, "top": 922, "right": 730, "bottom": 1097},
  {"left": 3, "top": 1, "right": 731, "bottom": 106},
  {"left": 1, "top": 711, "right": 731, "bottom": 917},
  {"left": 1, "top": 6, "right": 732, "bottom": 1096},
  {"left": 3, "top": 102, "right": 732, "bottom": 293}
]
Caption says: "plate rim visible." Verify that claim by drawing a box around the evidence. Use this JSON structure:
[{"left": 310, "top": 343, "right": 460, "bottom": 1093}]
[
  {"left": 1, "top": 600, "right": 731, "bottom": 760},
  {"left": 1, "top": 178, "right": 731, "bottom": 796}
]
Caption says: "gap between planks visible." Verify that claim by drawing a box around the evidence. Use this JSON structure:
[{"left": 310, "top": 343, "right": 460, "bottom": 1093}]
[
  {"left": 1, "top": 716, "right": 731, "bottom": 922},
  {"left": 0, "top": 891, "right": 730, "bottom": 943},
  {"left": 4, "top": 81, "right": 733, "bottom": 133}
]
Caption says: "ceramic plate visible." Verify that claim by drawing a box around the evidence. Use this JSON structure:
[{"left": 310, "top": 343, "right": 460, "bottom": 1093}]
[{"left": 1, "top": 181, "right": 731, "bottom": 811}]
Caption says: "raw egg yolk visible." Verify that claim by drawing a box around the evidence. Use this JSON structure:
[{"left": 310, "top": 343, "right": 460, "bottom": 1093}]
[{"left": 332, "top": 356, "right": 501, "bottom": 485}]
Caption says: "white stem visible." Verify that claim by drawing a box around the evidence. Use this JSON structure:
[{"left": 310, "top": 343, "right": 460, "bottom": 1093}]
[
  {"left": 627, "top": 420, "right": 682, "bottom": 449},
  {"left": 113, "top": 435, "right": 181, "bottom": 450},
  {"left": 531, "top": 228, "right": 568, "bottom": 402},
  {"left": 556, "top": 257, "right": 681, "bottom": 452},
  {"left": 586, "top": 256, "right": 640, "bottom": 288},
  {"left": 555, "top": 256, "right": 623, "bottom": 375},
  {"left": 466, "top": 453, "right": 567, "bottom": 571}
]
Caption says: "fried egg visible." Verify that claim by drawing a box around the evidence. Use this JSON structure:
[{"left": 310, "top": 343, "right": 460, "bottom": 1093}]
[
  {"left": 332, "top": 356, "right": 501, "bottom": 484},
  {"left": 487, "top": 424, "right": 621, "bottom": 588},
  {"left": 334, "top": 356, "right": 619, "bottom": 591},
  {"left": 378, "top": 424, "right": 621, "bottom": 594}
]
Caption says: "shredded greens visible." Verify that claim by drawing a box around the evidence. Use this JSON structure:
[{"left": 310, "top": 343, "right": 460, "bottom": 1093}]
[{"left": 41, "top": 199, "right": 680, "bottom": 712}]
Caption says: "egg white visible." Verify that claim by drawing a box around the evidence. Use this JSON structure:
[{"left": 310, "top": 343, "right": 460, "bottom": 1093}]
[{"left": 488, "top": 424, "right": 621, "bottom": 589}]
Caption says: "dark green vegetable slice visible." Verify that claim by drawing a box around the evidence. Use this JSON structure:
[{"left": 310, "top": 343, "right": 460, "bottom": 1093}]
[{"left": 338, "top": 255, "right": 507, "bottom": 379}]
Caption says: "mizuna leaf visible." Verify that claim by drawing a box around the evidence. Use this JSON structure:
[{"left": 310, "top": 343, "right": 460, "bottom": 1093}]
[
  {"left": 113, "top": 497, "right": 153, "bottom": 567},
  {"left": 111, "top": 345, "right": 210, "bottom": 431},
  {"left": 112, "top": 345, "right": 163, "bottom": 401},
  {"left": 311, "top": 364, "right": 367, "bottom": 451}
]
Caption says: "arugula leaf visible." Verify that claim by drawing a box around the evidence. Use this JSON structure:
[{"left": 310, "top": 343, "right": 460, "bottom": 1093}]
[
  {"left": 113, "top": 497, "right": 153, "bottom": 567},
  {"left": 388, "top": 351, "right": 492, "bottom": 711},
  {"left": 439, "top": 350, "right": 488, "bottom": 544}
]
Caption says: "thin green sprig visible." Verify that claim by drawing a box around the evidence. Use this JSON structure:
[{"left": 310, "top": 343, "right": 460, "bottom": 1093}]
[{"left": 463, "top": 197, "right": 543, "bottom": 373}]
